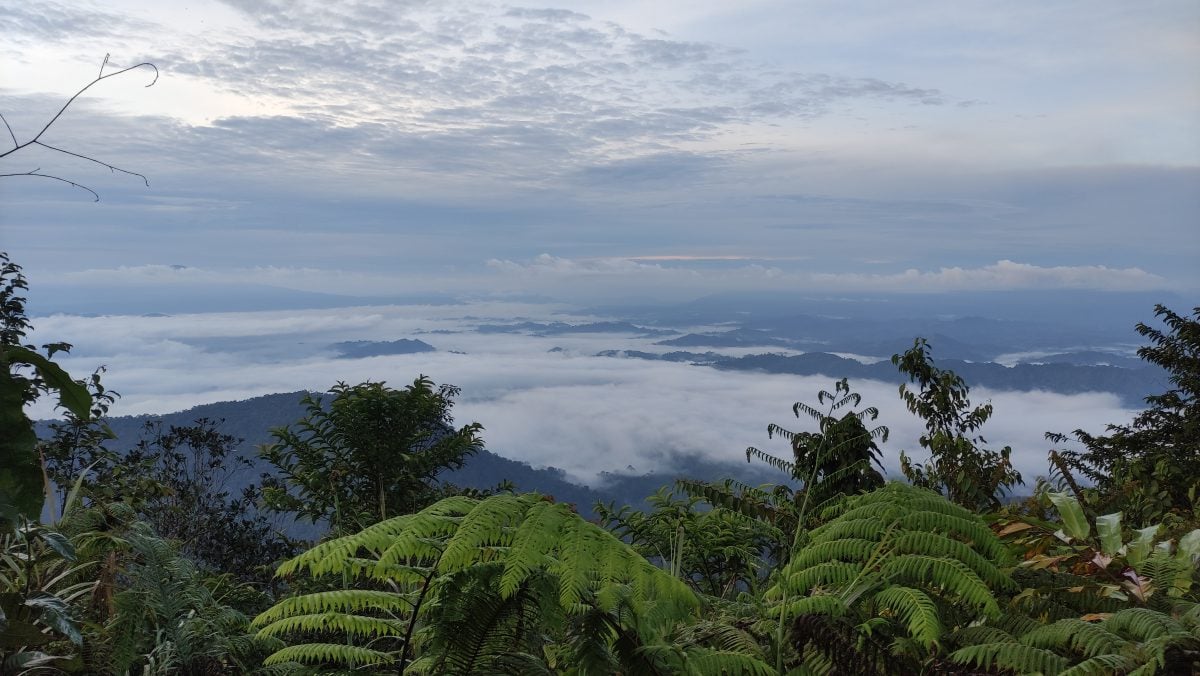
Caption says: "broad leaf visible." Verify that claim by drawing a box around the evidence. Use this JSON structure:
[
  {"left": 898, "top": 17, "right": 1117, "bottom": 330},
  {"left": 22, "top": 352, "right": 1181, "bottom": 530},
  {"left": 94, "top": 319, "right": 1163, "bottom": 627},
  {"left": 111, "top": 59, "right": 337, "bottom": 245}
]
[
  {"left": 23, "top": 592, "right": 81, "bottom": 645},
  {"left": 1126, "top": 525, "right": 1160, "bottom": 566},
  {"left": 2, "top": 346, "right": 92, "bottom": 420},
  {"left": 1047, "top": 492, "right": 1090, "bottom": 541},
  {"left": 1095, "top": 512, "right": 1122, "bottom": 556}
]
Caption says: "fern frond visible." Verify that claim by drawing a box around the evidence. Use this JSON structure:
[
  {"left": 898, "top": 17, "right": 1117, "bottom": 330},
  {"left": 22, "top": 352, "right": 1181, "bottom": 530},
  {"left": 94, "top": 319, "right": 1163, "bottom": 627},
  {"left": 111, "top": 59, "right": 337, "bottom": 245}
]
[
  {"left": 745, "top": 446, "right": 795, "bottom": 475},
  {"left": 879, "top": 554, "right": 999, "bottom": 617},
  {"left": 1057, "top": 653, "right": 1140, "bottom": 676},
  {"left": 500, "top": 499, "right": 567, "bottom": 598},
  {"left": 786, "top": 538, "right": 877, "bottom": 569},
  {"left": 252, "top": 589, "right": 412, "bottom": 627},
  {"left": 276, "top": 512, "right": 415, "bottom": 577},
  {"left": 950, "top": 642, "right": 1071, "bottom": 675},
  {"left": 1104, "top": 607, "right": 1185, "bottom": 641},
  {"left": 438, "top": 493, "right": 528, "bottom": 573},
  {"left": 261, "top": 643, "right": 392, "bottom": 668},
  {"left": 872, "top": 585, "right": 942, "bottom": 648},
  {"left": 1021, "top": 618, "right": 1130, "bottom": 658},
  {"left": 889, "top": 530, "right": 1014, "bottom": 590},
  {"left": 777, "top": 561, "right": 862, "bottom": 597},
  {"left": 254, "top": 612, "right": 408, "bottom": 640},
  {"left": 680, "top": 647, "right": 774, "bottom": 675}
]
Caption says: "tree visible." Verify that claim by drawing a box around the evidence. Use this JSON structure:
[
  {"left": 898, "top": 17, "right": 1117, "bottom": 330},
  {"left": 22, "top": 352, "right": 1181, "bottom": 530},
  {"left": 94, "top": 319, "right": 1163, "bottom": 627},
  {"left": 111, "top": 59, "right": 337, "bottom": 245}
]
[
  {"left": 1054, "top": 305, "right": 1200, "bottom": 524},
  {"left": 0, "top": 253, "right": 93, "bottom": 529},
  {"left": 39, "top": 368, "right": 120, "bottom": 517},
  {"left": 596, "top": 488, "right": 780, "bottom": 600},
  {"left": 767, "top": 482, "right": 1015, "bottom": 673},
  {"left": 252, "top": 493, "right": 703, "bottom": 673},
  {"left": 0, "top": 55, "right": 157, "bottom": 201},
  {"left": 679, "top": 379, "right": 888, "bottom": 568},
  {"left": 125, "top": 419, "right": 294, "bottom": 581},
  {"left": 749, "top": 378, "right": 888, "bottom": 505},
  {"left": 260, "top": 378, "right": 485, "bottom": 532},
  {"left": 893, "top": 338, "right": 1022, "bottom": 511}
]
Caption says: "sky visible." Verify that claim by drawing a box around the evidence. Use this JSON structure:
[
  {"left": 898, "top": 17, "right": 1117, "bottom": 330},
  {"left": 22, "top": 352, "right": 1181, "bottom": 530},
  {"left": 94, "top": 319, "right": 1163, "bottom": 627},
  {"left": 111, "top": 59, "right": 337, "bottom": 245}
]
[
  {"left": 1, "top": 0, "right": 1198, "bottom": 301},
  {"left": 3, "top": 1, "right": 1189, "bottom": 484}
]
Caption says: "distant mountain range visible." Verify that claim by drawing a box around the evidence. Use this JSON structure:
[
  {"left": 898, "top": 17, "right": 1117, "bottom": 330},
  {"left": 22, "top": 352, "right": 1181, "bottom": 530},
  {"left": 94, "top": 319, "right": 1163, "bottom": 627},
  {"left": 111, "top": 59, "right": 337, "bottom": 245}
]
[
  {"left": 593, "top": 350, "right": 1163, "bottom": 408},
  {"left": 37, "top": 392, "right": 781, "bottom": 535}
]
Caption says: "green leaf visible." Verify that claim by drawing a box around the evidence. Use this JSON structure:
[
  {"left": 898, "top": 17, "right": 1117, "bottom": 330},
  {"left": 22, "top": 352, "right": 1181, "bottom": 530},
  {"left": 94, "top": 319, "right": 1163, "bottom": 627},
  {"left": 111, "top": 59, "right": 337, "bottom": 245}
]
[
  {"left": 2, "top": 346, "right": 92, "bottom": 420},
  {"left": 1177, "top": 529, "right": 1200, "bottom": 563},
  {"left": 1126, "top": 525, "right": 1160, "bottom": 566},
  {"left": 23, "top": 592, "right": 81, "bottom": 645},
  {"left": 1095, "top": 512, "right": 1123, "bottom": 556},
  {"left": 32, "top": 530, "right": 75, "bottom": 562},
  {"left": 1047, "top": 492, "right": 1090, "bottom": 541}
]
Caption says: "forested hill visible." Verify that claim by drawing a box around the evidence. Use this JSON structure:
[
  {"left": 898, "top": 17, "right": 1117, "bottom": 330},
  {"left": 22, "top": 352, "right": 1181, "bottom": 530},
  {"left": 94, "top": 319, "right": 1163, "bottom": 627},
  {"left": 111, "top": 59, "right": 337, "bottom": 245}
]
[{"left": 47, "top": 392, "right": 779, "bottom": 515}]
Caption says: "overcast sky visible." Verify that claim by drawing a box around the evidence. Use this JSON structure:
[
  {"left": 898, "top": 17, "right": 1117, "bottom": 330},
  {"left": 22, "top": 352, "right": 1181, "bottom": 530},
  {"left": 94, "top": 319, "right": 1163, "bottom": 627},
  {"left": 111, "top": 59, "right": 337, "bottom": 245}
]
[{"left": 1, "top": 0, "right": 1198, "bottom": 302}]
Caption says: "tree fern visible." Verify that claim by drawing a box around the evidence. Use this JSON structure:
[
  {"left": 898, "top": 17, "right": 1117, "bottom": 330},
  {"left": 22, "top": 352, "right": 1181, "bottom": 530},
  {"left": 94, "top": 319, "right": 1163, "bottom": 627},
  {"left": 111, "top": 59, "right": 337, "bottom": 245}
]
[
  {"left": 254, "top": 492, "right": 699, "bottom": 672},
  {"left": 951, "top": 607, "right": 1200, "bottom": 675},
  {"left": 766, "top": 482, "right": 1014, "bottom": 667}
]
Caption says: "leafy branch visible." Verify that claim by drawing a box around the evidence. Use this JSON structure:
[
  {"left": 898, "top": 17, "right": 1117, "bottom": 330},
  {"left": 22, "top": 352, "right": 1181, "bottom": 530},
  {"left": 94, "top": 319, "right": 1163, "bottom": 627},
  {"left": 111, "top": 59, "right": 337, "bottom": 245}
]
[{"left": 0, "top": 54, "right": 157, "bottom": 201}]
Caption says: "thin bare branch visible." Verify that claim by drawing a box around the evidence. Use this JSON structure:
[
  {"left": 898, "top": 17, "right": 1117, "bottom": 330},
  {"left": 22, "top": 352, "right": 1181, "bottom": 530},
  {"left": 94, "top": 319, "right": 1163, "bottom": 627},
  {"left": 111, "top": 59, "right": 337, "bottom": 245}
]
[
  {"left": 0, "top": 56, "right": 158, "bottom": 161},
  {"left": 0, "top": 113, "right": 16, "bottom": 149},
  {"left": 0, "top": 169, "right": 100, "bottom": 202},
  {"left": 34, "top": 141, "right": 149, "bottom": 187},
  {"left": 0, "top": 55, "right": 157, "bottom": 201}
]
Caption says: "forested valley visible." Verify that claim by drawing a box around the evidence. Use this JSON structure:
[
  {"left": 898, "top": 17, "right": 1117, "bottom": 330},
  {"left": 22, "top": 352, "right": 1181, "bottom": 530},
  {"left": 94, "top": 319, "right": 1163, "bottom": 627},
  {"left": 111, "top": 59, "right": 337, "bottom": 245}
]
[{"left": 3, "top": 251, "right": 1199, "bottom": 675}]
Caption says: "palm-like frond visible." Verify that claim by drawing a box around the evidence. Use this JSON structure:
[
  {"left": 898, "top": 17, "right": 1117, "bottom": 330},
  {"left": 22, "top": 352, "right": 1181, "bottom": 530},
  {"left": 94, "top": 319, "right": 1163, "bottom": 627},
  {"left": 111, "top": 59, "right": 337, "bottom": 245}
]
[
  {"left": 767, "top": 482, "right": 1013, "bottom": 665},
  {"left": 254, "top": 493, "right": 699, "bottom": 672},
  {"left": 951, "top": 607, "right": 1200, "bottom": 675}
]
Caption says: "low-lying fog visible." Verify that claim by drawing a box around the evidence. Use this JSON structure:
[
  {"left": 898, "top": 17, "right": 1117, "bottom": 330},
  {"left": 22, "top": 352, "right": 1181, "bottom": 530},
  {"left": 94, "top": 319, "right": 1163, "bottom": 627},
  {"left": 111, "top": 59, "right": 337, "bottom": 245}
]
[{"left": 28, "top": 301, "right": 1134, "bottom": 487}]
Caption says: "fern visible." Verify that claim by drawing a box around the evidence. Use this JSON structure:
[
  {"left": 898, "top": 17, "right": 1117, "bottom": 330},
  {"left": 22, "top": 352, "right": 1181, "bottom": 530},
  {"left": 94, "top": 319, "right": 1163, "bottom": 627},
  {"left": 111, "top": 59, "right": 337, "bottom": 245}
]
[
  {"left": 951, "top": 642, "right": 1072, "bottom": 675},
  {"left": 262, "top": 643, "right": 392, "bottom": 668},
  {"left": 255, "top": 492, "right": 699, "bottom": 672},
  {"left": 873, "top": 585, "right": 943, "bottom": 648},
  {"left": 767, "top": 482, "right": 1013, "bottom": 666},
  {"left": 951, "top": 607, "right": 1200, "bottom": 675}
]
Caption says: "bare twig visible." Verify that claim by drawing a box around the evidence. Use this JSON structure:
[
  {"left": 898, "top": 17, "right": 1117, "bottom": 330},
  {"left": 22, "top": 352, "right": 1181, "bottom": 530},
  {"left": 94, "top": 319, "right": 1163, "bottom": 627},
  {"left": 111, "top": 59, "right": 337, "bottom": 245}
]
[
  {"left": 0, "top": 169, "right": 100, "bottom": 202},
  {"left": 33, "top": 140, "right": 149, "bottom": 187},
  {"left": 0, "top": 113, "right": 16, "bottom": 149},
  {"left": 0, "top": 54, "right": 157, "bottom": 199}
]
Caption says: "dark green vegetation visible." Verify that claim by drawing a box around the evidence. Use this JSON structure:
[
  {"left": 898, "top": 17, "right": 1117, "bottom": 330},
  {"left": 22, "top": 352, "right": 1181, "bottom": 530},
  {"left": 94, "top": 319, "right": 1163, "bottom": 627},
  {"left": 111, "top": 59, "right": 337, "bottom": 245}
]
[{"left": 2, "top": 250, "right": 1198, "bottom": 674}]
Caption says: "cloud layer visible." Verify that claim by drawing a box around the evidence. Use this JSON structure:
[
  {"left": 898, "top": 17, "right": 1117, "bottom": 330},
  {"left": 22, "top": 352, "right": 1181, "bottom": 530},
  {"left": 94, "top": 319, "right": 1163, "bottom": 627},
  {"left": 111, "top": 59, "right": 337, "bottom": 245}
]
[
  {"left": 27, "top": 303, "right": 1136, "bottom": 485},
  {"left": 2, "top": 0, "right": 1196, "bottom": 297}
]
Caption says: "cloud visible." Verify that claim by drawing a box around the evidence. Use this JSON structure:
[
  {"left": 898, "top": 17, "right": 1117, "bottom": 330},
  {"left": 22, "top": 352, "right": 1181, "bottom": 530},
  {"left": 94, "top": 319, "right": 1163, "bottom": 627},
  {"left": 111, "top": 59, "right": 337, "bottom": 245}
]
[
  {"left": 485, "top": 256, "right": 1168, "bottom": 298},
  {"left": 25, "top": 302, "right": 1136, "bottom": 486},
  {"left": 0, "top": 2, "right": 1195, "bottom": 298},
  {"left": 0, "top": 2, "right": 156, "bottom": 44}
]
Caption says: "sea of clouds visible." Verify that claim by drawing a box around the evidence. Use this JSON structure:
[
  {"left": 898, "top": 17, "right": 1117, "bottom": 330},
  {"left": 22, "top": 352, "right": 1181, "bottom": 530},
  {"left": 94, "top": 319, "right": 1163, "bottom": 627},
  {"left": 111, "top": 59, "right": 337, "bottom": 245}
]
[{"left": 27, "top": 301, "right": 1134, "bottom": 487}]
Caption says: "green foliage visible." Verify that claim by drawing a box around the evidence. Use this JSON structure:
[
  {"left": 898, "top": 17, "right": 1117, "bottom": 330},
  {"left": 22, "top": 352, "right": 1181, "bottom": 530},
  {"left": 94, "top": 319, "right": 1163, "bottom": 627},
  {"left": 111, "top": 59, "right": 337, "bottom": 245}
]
[
  {"left": 127, "top": 419, "right": 295, "bottom": 581},
  {"left": 0, "top": 253, "right": 93, "bottom": 529},
  {"left": 597, "top": 488, "right": 780, "bottom": 599},
  {"left": 1053, "top": 305, "right": 1200, "bottom": 524},
  {"left": 0, "top": 522, "right": 92, "bottom": 671},
  {"left": 255, "top": 492, "right": 699, "bottom": 673},
  {"left": 997, "top": 491, "right": 1200, "bottom": 608},
  {"left": 38, "top": 367, "right": 119, "bottom": 518},
  {"left": 47, "top": 503, "right": 276, "bottom": 675},
  {"left": 260, "top": 378, "right": 484, "bottom": 532},
  {"left": 951, "top": 607, "right": 1200, "bottom": 675},
  {"left": 893, "top": 338, "right": 1022, "bottom": 511},
  {"left": 755, "top": 378, "right": 889, "bottom": 506},
  {"left": 766, "top": 482, "right": 1014, "bottom": 671}
]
